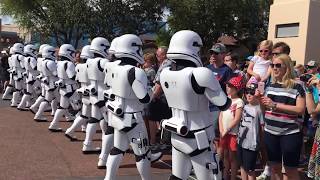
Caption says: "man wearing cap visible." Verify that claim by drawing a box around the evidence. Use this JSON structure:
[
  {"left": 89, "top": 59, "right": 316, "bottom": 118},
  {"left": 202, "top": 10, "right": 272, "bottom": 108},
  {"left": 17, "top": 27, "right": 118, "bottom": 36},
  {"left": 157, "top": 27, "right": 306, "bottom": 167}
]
[
  {"left": 306, "top": 60, "right": 320, "bottom": 104},
  {"left": 206, "top": 43, "right": 233, "bottom": 159}
]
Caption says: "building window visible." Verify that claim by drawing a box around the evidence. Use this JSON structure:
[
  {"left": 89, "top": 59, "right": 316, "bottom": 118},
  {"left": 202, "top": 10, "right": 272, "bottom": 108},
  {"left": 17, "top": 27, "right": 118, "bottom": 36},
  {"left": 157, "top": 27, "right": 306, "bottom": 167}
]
[{"left": 276, "top": 23, "right": 299, "bottom": 38}]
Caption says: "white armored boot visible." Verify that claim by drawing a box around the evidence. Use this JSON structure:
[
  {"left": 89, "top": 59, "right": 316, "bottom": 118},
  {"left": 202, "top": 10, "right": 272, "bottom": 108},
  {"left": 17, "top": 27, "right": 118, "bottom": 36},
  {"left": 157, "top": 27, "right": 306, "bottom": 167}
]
[
  {"left": 97, "top": 133, "right": 114, "bottom": 169},
  {"left": 65, "top": 115, "right": 87, "bottom": 141},
  {"left": 2, "top": 86, "right": 13, "bottom": 100},
  {"left": 136, "top": 158, "right": 152, "bottom": 180},
  {"left": 29, "top": 96, "right": 44, "bottom": 114},
  {"left": 34, "top": 101, "right": 48, "bottom": 122},
  {"left": 17, "top": 94, "right": 31, "bottom": 111},
  {"left": 82, "top": 123, "right": 100, "bottom": 153},
  {"left": 50, "top": 99, "right": 58, "bottom": 116},
  {"left": 105, "top": 153, "right": 124, "bottom": 180},
  {"left": 10, "top": 91, "right": 20, "bottom": 107},
  {"left": 48, "top": 108, "right": 65, "bottom": 132}
]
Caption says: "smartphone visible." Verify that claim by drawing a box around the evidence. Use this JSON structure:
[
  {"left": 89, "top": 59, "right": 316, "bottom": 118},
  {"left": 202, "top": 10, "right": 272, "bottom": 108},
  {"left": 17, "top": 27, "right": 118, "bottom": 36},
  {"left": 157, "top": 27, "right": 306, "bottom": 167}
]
[{"left": 258, "top": 82, "right": 265, "bottom": 94}]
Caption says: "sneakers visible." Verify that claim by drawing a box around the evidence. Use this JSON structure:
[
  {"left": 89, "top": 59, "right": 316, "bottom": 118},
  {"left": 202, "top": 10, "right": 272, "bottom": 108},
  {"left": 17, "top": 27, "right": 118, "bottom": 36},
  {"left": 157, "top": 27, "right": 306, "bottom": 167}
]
[{"left": 257, "top": 172, "right": 271, "bottom": 180}]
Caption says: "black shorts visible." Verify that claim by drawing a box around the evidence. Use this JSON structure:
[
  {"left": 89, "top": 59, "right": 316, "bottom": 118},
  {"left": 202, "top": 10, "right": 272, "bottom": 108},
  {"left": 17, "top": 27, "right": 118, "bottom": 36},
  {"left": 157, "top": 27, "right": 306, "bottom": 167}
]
[
  {"left": 264, "top": 131, "right": 302, "bottom": 168},
  {"left": 237, "top": 145, "right": 258, "bottom": 172},
  {"left": 149, "top": 98, "right": 172, "bottom": 122}
]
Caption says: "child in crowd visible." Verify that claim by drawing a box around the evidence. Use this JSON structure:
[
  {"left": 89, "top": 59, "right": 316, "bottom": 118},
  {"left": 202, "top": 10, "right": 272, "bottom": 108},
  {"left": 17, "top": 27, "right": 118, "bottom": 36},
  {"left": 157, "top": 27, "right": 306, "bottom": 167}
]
[
  {"left": 238, "top": 83, "right": 264, "bottom": 180},
  {"left": 219, "top": 75, "right": 245, "bottom": 180},
  {"left": 247, "top": 40, "right": 273, "bottom": 84}
]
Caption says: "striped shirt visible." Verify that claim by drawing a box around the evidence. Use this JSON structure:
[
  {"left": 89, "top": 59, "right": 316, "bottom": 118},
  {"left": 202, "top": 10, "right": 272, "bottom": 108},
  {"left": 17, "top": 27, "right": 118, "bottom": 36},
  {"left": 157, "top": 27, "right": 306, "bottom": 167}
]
[{"left": 264, "top": 83, "right": 305, "bottom": 135}]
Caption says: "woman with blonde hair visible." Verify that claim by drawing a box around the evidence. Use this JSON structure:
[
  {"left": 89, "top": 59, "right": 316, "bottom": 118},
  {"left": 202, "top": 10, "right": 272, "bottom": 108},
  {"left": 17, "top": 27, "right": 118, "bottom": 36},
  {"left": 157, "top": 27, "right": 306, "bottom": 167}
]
[{"left": 259, "top": 54, "right": 306, "bottom": 180}]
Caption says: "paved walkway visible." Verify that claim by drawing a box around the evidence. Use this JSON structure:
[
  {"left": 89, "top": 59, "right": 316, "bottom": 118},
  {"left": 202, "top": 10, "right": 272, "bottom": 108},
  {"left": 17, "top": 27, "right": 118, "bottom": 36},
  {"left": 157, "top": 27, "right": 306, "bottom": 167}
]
[
  {"left": 0, "top": 98, "right": 171, "bottom": 180},
  {"left": 0, "top": 97, "right": 312, "bottom": 180}
]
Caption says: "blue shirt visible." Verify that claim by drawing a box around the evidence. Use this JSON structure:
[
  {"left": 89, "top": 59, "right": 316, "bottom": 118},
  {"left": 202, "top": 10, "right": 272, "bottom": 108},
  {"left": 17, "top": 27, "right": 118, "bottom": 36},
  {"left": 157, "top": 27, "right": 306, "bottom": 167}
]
[{"left": 206, "top": 64, "right": 233, "bottom": 111}]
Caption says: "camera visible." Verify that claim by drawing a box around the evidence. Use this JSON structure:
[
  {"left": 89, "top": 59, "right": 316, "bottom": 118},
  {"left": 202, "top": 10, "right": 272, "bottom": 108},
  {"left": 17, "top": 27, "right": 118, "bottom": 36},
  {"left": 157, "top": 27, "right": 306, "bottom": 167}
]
[{"left": 300, "top": 74, "right": 313, "bottom": 82}]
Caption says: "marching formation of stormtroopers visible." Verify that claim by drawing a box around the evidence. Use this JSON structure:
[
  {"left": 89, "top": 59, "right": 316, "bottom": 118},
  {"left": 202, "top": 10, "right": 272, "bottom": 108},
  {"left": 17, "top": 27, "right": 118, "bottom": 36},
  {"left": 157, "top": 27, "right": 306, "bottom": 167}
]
[{"left": 2, "top": 30, "right": 229, "bottom": 180}]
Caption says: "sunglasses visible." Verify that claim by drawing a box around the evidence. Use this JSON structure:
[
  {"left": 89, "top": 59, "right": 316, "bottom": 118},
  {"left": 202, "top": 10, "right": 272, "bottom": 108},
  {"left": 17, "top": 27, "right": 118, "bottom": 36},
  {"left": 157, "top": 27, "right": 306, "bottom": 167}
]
[
  {"left": 270, "top": 63, "right": 283, "bottom": 68},
  {"left": 245, "top": 88, "right": 256, "bottom": 95},
  {"left": 306, "top": 65, "right": 316, "bottom": 69},
  {"left": 259, "top": 49, "right": 269, "bottom": 53}
]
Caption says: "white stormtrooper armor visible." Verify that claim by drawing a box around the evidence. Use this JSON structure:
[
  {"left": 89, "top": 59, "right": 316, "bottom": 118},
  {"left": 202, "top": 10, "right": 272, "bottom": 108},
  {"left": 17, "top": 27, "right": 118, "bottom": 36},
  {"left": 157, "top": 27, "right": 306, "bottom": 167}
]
[
  {"left": 29, "top": 44, "right": 50, "bottom": 114},
  {"left": 105, "top": 34, "right": 161, "bottom": 180},
  {"left": 49, "top": 44, "right": 78, "bottom": 131},
  {"left": 65, "top": 45, "right": 93, "bottom": 140},
  {"left": 17, "top": 44, "right": 38, "bottom": 110},
  {"left": 82, "top": 37, "right": 113, "bottom": 157},
  {"left": 34, "top": 45, "right": 59, "bottom": 122},
  {"left": 159, "top": 30, "right": 230, "bottom": 180},
  {"left": 2, "top": 50, "right": 14, "bottom": 100},
  {"left": 10, "top": 43, "right": 25, "bottom": 107}
]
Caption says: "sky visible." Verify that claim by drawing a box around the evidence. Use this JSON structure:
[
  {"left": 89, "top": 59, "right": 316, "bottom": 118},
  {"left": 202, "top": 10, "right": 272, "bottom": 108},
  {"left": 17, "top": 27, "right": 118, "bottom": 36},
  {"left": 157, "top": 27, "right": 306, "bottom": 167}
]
[{"left": 0, "top": 15, "right": 14, "bottom": 24}]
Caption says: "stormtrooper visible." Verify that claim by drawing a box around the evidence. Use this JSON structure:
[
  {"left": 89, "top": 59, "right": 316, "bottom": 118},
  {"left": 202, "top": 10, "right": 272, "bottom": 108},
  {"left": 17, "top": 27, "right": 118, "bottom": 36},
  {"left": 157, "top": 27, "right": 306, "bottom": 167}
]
[
  {"left": 159, "top": 30, "right": 231, "bottom": 180},
  {"left": 2, "top": 47, "right": 15, "bottom": 100},
  {"left": 9, "top": 43, "right": 25, "bottom": 107},
  {"left": 29, "top": 44, "right": 52, "bottom": 114},
  {"left": 48, "top": 44, "right": 78, "bottom": 131},
  {"left": 33, "top": 45, "right": 59, "bottom": 122},
  {"left": 104, "top": 34, "right": 162, "bottom": 180},
  {"left": 82, "top": 37, "right": 113, "bottom": 154},
  {"left": 17, "top": 44, "right": 38, "bottom": 111},
  {"left": 65, "top": 45, "right": 93, "bottom": 139}
]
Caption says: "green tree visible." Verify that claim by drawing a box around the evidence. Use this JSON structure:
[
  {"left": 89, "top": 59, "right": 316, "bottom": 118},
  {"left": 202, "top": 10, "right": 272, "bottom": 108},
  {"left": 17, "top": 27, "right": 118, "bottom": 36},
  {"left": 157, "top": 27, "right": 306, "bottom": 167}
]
[
  {"left": 0, "top": 0, "right": 92, "bottom": 48},
  {"left": 0, "top": 0, "right": 166, "bottom": 48},
  {"left": 167, "top": 0, "right": 272, "bottom": 51}
]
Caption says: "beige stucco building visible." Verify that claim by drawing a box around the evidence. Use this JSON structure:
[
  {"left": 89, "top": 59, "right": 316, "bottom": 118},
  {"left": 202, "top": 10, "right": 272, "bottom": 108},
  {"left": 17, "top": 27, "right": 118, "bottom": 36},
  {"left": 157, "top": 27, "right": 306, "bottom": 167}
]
[{"left": 268, "top": 0, "right": 320, "bottom": 65}]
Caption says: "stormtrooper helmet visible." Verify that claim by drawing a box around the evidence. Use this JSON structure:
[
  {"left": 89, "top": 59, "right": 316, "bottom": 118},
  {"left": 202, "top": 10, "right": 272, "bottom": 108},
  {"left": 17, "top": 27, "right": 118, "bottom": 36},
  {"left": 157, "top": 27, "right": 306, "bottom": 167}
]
[
  {"left": 109, "top": 37, "right": 120, "bottom": 55},
  {"left": 90, "top": 37, "right": 110, "bottom": 58},
  {"left": 38, "top": 44, "right": 49, "bottom": 56},
  {"left": 114, "top": 34, "right": 144, "bottom": 64},
  {"left": 11, "top": 43, "right": 24, "bottom": 55},
  {"left": 167, "top": 30, "right": 203, "bottom": 67},
  {"left": 42, "top": 45, "right": 57, "bottom": 61},
  {"left": 58, "top": 44, "right": 76, "bottom": 61},
  {"left": 24, "top": 44, "right": 37, "bottom": 57},
  {"left": 80, "top": 45, "right": 93, "bottom": 60}
]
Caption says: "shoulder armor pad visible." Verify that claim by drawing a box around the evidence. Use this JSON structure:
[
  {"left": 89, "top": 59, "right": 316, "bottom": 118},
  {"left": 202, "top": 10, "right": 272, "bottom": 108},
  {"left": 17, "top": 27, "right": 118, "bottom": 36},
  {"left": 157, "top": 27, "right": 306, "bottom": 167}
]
[
  {"left": 193, "top": 67, "right": 220, "bottom": 91},
  {"left": 46, "top": 60, "right": 57, "bottom": 75}
]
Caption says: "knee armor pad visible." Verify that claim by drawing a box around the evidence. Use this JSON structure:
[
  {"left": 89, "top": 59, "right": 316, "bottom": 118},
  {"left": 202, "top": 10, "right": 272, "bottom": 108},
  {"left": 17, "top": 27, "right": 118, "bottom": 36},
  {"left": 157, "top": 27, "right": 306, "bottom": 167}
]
[
  {"left": 134, "top": 150, "right": 150, "bottom": 162},
  {"left": 105, "top": 125, "right": 114, "bottom": 135},
  {"left": 110, "top": 147, "right": 125, "bottom": 156},
  {"left": 88, "top": 117, "right": 100, "bottom": 124}
]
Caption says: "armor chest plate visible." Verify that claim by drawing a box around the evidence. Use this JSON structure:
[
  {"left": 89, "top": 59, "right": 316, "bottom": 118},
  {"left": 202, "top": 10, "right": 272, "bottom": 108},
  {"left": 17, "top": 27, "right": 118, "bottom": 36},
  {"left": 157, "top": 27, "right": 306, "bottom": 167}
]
[
  {"left": 87, "top": 57, "right": 108, "bottom": 81},
  {"left": 160, "top": 67, "right": 208, "bottom": 111},
  {"left": 75, "top": 64, "right": 89, "bottom": 83},
  {"left": 110, "top": 65, "right": 136, "bottom": 99}
]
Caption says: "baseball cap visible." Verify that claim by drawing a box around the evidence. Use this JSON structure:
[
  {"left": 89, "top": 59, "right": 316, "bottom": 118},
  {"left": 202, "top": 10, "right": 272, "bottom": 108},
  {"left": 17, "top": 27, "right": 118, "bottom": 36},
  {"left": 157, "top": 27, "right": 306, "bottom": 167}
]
[
  {"left": 209, "top": 43, "right": 227, "bottom": 54},
  {"left": 307, "top": 60, "right": 319, "bottom": 67}
]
